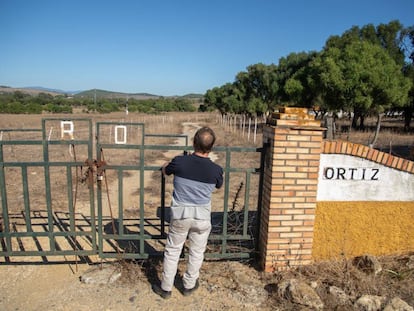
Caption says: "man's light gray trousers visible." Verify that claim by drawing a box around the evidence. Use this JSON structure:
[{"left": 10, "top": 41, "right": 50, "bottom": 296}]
[{"left": 161, "top": 218, "right": 211, "bottom": 291}]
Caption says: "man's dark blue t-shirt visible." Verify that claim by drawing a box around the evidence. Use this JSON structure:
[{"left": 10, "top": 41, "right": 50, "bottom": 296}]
[{"left": 164, "top": 153, "right": 223, "bottom": 220}]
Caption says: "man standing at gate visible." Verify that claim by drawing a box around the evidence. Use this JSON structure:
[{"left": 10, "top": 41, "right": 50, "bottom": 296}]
[{"left": 152, "top": 126, "right": 223, "bottom": 299}]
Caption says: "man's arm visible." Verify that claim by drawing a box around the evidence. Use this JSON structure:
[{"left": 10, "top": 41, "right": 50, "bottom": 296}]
[
  {"left": 216, "top": 167, "right": 224, "bottom": 189},
  {"left": 161, "top": 162, "right": 169, "bottom": 175}
]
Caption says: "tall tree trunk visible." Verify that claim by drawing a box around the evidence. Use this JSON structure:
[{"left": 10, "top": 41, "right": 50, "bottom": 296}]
[
  {"left": 359, "top": 115, "right": 365, "bottom": 130},
  {"left": 404, "top": 104, "right": 413, "bottom": 131},
  {"left": 369, "top": 113, "right": 383, "bottom": 148},
  {"left": 324, "top": 112, "right": 334, "bottom": 140},
  {"left": 351, "top": 111, "right": 359, "bottom": 129}
]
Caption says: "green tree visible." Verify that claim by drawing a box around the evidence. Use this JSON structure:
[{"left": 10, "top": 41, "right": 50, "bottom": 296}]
[
  {"left": 35, "top": 92, "right": 54, "bottom": 105},
  {"left": 324, "top": 20, "right": 413, "bottom": 131},
  {"left": 204, "top": 83, "right": 242, "bottom": 115},
  {"left": 281, "top": 51, "right": 319, "bottom": 107},
  {"left": 204, "top": 87, "right": 221, "bottom": 112},
  {"left": 235, "top": 63, "right": 278, "bottom": 114},
  {"left": 7, "top": 101, "right": 25, "bottom": 113},
  {"left": 311, "top": 40, "right": 411, "bottom": 144},
  {"left": 325, "top": 20, "right": 406, "bottom": 66},
  {"left": 26, "top": 102, "right": 43, "bottom": 114},
  {"left": 401, "top": 25, "right": 414, "bottom": 130}
]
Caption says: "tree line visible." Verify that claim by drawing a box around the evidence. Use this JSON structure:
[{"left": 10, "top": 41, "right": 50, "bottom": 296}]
[
  {"left": 202, "top": 21, "right": 414, "bottom": 132},
  {"left": 0, "top": 91, "right": 197, "bottom": 114}
]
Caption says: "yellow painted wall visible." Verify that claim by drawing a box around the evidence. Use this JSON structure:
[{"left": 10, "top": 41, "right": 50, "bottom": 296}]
[{"left": 312, "top": 201, "right": 414, "bottom": 260}]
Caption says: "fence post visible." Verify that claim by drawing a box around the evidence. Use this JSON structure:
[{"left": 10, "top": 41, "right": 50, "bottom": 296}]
[{"left": 259, "top": 107, "right": 325, "bottom": 272}]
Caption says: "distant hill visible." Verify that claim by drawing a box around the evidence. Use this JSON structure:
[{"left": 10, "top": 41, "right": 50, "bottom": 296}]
[
  {"left": 0, "top": 85, "right": 204, "bottom": 100},
  {"left": 74, "top": 89, "right": 204, "bottom": 100},
  {"left": 24, "top": 86, "right": 81, "bottom": 95},
  {"left": 74, "top": 89, "right": 160, "bottom": 100},
  {"left": 181, "top": 93, "right": 204, "bottom": 99},
  {"left": 0, "top": 86, "right": 66, "bottom": 96}
]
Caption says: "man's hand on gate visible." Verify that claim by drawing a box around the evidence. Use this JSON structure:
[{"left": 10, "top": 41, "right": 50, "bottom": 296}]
[{"left": 161, "top": 162, "right": 169, "bottom": 175}]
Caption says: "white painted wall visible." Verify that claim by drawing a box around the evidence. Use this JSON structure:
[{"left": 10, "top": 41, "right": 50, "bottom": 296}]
[{"left": 317, "top": 154, "right": 414, "bottom": 201}]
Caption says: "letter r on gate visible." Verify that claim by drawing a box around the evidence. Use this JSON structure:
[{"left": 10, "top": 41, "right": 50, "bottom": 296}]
[{"left": 60, "top": 121, "right": 74, "bottom": 140}]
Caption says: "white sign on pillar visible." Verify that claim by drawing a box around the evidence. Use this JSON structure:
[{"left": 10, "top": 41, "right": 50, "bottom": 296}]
[{"left": 317, "top": 154, "right": 414, "bottom": 201}]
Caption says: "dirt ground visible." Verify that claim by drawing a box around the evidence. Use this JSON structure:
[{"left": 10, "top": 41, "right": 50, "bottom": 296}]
[
  {"left": 1, "top": 253, "right": 413, "bottom": 311},
  {"left": 0, "top": 258, "right": 275, "bottom": 311}
]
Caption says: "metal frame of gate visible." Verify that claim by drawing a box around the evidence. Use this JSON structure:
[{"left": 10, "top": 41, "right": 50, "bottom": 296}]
[
  {"left": 0, "top": 118, "right": 264, "bottom": 263},
  {"left": 0, "top": 118, "right": 96, "bottom": 261}
]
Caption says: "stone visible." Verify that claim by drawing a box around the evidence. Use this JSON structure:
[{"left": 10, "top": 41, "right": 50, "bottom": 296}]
[
  {"left": 383, "top": 297, "right": 414, "bottom": 311},
  {"left": 228, "top": 263, "right": 268, "bottom": 307},
  {"left": 80, "top": 264, "right": 122, "bottom": 285},
  {"left": 353, "top": 255, "right": 382, "bottom": 275},
  {"left": 278, "top": 279, "right": 324, "bottom": 310},
  {"left": 329, "top": 286, "right": 351, "bottom": 305},
  {"left": 407, "top": 256, "right": 414, "bottom": 269},
  {"left": 354, "top": 295, "right": 386, "bottom": 311}
]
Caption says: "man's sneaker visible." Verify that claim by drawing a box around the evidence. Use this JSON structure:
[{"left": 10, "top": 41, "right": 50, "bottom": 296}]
[
  {"left": 152, "top": 283, "right": 171, "bottom": 299},
  {"left": 183, "top": 280, "right": 199, "bottom": 296}
]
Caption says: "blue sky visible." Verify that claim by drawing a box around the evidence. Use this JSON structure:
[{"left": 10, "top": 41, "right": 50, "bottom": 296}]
[{"left": 1, "top": 0, "right": 413, "bottom": 96}]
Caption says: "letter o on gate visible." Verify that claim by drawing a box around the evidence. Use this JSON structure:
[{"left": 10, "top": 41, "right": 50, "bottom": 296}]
[{"left": 115, "top": 125, "right": 127, "bottom": 144}]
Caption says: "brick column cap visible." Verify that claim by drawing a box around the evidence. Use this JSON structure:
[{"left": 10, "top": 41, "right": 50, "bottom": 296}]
[{"left": 267, "top": 107, "right": 326, "bottom": 130}]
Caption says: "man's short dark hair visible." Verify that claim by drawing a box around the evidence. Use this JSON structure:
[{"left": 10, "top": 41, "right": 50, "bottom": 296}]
[{"left": 193, "top": 127, "right": 216, "bottom": 153}]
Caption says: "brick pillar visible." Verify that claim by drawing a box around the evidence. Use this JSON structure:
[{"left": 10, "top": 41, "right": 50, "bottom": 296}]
[{"left": 259, "top": 107, "right": 325, "bottom": 272}]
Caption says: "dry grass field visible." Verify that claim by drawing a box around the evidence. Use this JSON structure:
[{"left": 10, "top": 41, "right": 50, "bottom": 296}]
[
  {"left": 334, "top": 116, "right": 414, "bottom": 160},
  {"left": 0, "top": 111, "right": 413, "bottom": 310}
]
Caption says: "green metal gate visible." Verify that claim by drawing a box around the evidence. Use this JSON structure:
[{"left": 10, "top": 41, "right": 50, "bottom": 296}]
[
  {"left": 0, "top": 118, "right": 96, "bottom": 262},
  {"left": 0, "top": 118, "right": 264, "bottom": 263}
]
